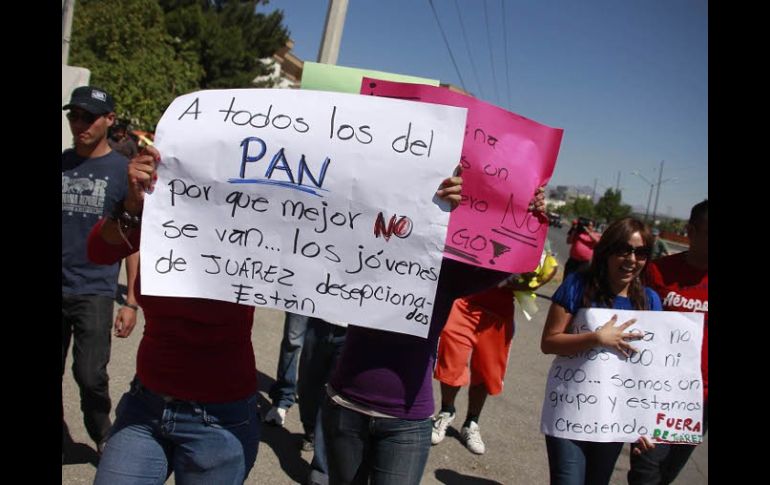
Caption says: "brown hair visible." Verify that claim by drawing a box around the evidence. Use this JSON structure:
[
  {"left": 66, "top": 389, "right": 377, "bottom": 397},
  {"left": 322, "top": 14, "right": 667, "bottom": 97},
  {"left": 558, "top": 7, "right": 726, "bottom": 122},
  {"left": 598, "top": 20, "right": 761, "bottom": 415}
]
[{"left": 581, "top": 217, "right": 654, "bottom": 310}]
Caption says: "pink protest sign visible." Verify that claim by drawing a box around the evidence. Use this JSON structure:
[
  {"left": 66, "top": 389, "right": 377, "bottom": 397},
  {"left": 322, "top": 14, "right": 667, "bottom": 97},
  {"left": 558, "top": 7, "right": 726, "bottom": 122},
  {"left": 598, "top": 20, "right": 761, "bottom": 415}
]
[{"left": 361, "top": 78, "right": 564, "bottom": 272}]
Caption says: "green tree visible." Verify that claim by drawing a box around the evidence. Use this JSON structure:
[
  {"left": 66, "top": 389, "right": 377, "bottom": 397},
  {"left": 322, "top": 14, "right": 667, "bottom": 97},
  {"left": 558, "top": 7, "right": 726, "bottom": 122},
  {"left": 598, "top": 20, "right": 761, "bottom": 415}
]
[
  {"left": 571, "top": 197, "right": 596, "bottom": 219},
  {"left": 658, "top": 218, "right": 686, "bottom": 234},
  {"left": 160, "top": 0, "right": 289, "bottom": 89},
  {"left": 70, "top": 0, "right": 203, "bottom": 130},
  {"left": 70, "top": 0, "right": 289, "bottom": 130},
  {"left": 593, "top": 188, "right": 631, "bottom": 224},
  {"left": 551, "top": 197, "right": 594, "bottom": 220}
]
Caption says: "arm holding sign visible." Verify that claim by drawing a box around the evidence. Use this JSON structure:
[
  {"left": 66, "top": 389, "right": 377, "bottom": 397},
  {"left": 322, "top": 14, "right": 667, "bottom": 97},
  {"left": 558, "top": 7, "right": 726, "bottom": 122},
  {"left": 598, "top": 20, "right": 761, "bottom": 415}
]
[
  {"left": 96, "top": 146, "right": 160, "bottom": 251},
  {"left": 541, "top": 308, "right": 640, "bottom": 358}
]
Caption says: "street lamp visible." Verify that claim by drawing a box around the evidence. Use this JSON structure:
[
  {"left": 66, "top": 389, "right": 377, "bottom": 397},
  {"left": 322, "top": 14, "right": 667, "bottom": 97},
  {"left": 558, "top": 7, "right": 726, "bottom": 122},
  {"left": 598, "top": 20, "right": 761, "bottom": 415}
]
[
  {"left": 633, "top": 163, "right": 678, "bottom": 224},
  {"left": 631, "top": 171, "right": 655, "bottom": 222},
  {"left": 651, "top": 160, "right": 677, "bottom": 223}
]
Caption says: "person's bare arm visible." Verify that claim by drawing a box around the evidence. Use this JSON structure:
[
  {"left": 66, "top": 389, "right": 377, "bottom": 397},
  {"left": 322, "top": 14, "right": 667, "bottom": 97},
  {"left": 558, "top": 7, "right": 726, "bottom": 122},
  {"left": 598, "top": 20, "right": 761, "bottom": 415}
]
[
  {"left": 114, "top": 252, "right": 139, "bottom": 338},
  {"left": 541, "top": 305, "right": 642, "bottom": 357}
]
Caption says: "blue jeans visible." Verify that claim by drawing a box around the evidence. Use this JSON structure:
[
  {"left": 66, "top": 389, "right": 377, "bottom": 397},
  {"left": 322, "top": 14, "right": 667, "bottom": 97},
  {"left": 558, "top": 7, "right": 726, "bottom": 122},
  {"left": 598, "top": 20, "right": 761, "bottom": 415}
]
[
  {"left": 94, "top": 378, "right": 261, "bottom": 485},
  {"left": 545, "top": 435, "right": 623, "bottom": 485},
  {"left": 298, "top": 318, "right": 347, "bottom": 483},
  {"left": 628, "top": 402, "right": 708, "bottom": 485},
  {"left": 62, "top": 293, "right": 114, "bottom": 445},
  {"left": 322, "top": 397, "right": 431, "bottom": 485},
  {"left": 268, "top": 312, "right": 309, "bottom": 409}
]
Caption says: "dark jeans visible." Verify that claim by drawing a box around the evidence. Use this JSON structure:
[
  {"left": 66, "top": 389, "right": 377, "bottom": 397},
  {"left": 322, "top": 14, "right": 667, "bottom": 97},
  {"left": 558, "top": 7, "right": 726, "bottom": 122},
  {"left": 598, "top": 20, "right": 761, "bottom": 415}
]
[
  {"left": 322, "top": 398, "right": 432, "bottom": 485},
  {"left": 298, "top": 318, "right": 347, "bottom": 484},
  {"left": 62, "top": 293, "right": 115, "bottom": 445},
  {"left": 268, "top": 312, "right": 309, "bottom": 409},
  {"left": 628, "top": 402, "right": 709, "bottom": 485},
  {"left": 95, "top": 378, "right": 261, "bottom": 485},
  {"left": 545, "top": 435, "right": 624, "bottom": 485}
]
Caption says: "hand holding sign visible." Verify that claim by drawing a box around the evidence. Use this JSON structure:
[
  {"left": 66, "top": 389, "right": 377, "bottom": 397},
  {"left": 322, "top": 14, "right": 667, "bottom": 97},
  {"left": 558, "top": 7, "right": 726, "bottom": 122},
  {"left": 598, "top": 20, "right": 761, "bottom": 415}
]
[
  {"left": 529, "top": 186, "right": 547, "bottom": 214},
  {"left": 595, "top": 314, "right": 643, "bottom": 358},
  {"left": 126, "top": 146, "right": 161, "bottom": 213},
  {"left": 435, "top": 166, "right": 464, "bottom": 209}
]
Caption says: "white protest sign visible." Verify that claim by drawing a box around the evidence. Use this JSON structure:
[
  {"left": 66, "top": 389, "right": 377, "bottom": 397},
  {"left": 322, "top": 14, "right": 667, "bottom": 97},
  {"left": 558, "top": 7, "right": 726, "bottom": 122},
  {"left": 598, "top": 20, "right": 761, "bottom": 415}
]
[
  {"left": 139, "top": 89, "right": 467, "bottom": 338},
  {"left": 540, "top": 308, "right": 704, "bottom": 444}
]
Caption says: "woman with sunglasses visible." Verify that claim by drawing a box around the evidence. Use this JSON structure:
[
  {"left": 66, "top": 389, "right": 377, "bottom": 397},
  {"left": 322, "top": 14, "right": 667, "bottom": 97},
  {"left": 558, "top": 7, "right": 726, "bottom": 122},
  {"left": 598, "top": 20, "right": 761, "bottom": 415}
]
[{"left": 540, "top": 217, "right": 662, "bottom": 485}]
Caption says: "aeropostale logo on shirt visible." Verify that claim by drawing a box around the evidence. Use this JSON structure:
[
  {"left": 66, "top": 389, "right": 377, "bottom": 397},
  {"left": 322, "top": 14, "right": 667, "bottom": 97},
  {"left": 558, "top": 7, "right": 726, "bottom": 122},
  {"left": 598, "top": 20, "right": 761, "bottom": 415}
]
[{"left": 662, "top": 291, "right": 707, "bottom": 312}]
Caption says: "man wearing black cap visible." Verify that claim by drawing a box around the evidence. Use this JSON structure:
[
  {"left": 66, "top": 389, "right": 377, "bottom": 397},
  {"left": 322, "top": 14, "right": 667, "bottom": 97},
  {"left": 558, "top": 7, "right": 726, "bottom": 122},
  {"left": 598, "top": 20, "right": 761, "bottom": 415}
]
[{"left": 62, "top": 86, "right": 139, "bottom": 457}]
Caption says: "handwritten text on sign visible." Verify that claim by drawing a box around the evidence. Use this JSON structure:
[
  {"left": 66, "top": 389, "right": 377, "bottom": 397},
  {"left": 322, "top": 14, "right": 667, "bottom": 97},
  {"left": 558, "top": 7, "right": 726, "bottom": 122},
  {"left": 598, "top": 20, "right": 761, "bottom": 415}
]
[
  {"left": 540, "top": 309, "right": 704, "bottom": 444},
  {"left": 361, "top": 78, "right": 564, "bottom": 273},
  {"left": 140, "top": 89, "right": 467, "bottom": 338}
]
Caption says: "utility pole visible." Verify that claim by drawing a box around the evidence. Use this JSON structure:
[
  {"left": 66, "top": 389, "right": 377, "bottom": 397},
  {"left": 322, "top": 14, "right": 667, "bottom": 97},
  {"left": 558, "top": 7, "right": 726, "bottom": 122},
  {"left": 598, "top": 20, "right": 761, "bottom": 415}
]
[
  {"left": 615, "top": 171, "right": 621, "bottom": 192},
  {"left": 62, "top": 0, "right": 75, "bottom": 65},
  {"left": 317, "top": 0, "right": 349, "bottom": 64}
]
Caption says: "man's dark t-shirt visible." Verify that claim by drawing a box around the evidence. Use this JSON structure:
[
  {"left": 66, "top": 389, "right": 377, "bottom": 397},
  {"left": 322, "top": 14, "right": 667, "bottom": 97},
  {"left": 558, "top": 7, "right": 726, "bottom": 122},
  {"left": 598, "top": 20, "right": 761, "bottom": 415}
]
[{"left": 62, "top": 149, "right": 128, "bottom": 296}]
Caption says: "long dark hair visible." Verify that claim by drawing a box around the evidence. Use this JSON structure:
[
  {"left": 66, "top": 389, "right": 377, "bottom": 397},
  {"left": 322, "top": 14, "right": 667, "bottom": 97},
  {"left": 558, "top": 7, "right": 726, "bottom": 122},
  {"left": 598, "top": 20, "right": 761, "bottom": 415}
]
[{"left": 581, "top": 217, "right": 653, "bottom": 310}]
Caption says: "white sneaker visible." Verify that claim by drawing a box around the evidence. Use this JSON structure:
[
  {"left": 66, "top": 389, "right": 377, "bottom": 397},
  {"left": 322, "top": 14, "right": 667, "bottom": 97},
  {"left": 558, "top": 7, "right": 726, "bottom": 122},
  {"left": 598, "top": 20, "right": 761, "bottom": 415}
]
[
  {"left": 264, "top": 406, "right": 287, "bottom": 426},
  {"left": 431, "top": 411, "right": 455, "bottom": 445},
  {"left": 461, "top": 421, "right": 486, "bottom": 454}
]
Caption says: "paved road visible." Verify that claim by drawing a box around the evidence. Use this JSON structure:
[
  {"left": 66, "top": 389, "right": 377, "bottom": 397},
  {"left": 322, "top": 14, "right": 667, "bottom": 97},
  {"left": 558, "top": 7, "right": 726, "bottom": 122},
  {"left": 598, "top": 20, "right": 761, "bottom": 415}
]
[{"left": 63, "top": 232, "right": 706, "bottom": 484}]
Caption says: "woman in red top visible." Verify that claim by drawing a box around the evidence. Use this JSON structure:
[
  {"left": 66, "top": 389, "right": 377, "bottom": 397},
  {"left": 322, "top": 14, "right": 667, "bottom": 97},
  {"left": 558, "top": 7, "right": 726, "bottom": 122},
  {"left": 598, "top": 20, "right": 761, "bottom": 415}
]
[
  {"left": 564, "top": 218, "right": 600, "bottom": 277},
  {"left": 87, "top": 146, "right": 463, "bottom": 484}
]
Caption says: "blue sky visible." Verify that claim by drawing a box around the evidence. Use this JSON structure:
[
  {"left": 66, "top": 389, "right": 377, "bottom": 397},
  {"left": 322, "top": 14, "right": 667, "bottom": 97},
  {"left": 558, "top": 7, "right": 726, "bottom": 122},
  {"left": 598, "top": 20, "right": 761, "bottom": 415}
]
[{"left": 260, "top": 0, "right": 707, "bottom": 220}]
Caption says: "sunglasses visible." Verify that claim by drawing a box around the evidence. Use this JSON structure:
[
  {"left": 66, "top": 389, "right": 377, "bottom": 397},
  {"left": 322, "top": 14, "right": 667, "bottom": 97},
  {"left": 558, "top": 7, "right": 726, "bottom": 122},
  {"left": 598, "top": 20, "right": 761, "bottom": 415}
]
[
  {"left": 613, "top": 244, "right": 651, "bottom": 260},
  {"left": 66, "top": 111, "right": 101, "bottom": 124}
]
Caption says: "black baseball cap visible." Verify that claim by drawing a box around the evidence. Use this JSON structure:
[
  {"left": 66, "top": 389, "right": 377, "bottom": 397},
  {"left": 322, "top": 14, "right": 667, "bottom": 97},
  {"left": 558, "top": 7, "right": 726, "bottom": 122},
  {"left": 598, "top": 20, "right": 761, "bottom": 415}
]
[{"left": 62, "top": 86, "right": 115, "bottom": 115}]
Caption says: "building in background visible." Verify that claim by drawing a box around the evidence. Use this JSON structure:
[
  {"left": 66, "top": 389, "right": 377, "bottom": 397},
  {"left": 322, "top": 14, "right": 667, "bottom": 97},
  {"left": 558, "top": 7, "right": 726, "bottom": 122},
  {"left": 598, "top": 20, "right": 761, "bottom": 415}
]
[{"left": 254, "top": 39, "right": 304, "bottom": 88}]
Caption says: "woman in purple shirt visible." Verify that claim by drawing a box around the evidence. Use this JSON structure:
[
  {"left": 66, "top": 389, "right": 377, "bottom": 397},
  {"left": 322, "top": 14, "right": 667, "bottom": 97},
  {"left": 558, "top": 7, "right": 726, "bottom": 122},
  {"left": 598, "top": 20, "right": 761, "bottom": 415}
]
[{"left": 322, "top": 189, "right": 546, "bottom": 484}]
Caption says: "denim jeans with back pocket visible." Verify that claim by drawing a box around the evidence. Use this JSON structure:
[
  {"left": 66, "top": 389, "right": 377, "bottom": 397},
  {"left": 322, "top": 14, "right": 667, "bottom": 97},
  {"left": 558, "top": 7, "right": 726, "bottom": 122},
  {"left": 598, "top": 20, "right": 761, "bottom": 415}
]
[
  {"left": 322, "top": 397, "right": 432, "bottom": 485},
  {"left": 94, "top": 378, "right": 261, "bottom": 485}
]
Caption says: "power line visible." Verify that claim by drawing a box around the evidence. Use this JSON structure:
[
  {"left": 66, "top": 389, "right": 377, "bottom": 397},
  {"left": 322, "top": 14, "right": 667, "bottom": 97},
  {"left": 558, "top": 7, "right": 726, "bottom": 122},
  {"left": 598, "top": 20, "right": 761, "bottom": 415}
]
[
  {"left": 483, "top": 0, "right": 500, "bottom": 105},
  {"left": 453, "top": 0, "right": 484, "bottom": 98},
  {"left": 501, "top": 0, "right": 512, "bottom": 109},
  {"left": 428, "top": 0, "right": 467, "bottom": 91}
]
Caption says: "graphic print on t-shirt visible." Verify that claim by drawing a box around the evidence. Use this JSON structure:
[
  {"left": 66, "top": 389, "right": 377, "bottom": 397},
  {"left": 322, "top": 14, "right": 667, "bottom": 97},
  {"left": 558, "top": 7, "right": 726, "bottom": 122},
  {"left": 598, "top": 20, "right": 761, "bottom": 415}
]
[{"left": 62, "top": 172, "right": 110, "bottom": 216}]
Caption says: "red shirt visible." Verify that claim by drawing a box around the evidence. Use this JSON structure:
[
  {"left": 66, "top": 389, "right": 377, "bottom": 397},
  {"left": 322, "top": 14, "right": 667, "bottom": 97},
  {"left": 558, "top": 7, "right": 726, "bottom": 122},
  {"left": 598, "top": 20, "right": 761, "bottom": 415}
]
[
  {"left": 87, "top": 219, "right": 257, "bottom": 402},
  {"left": 568, "top": 231, "right": 597, "bottom": 262},
  {"left": 645, "top": 252, "right": 708, "bottom": 400}
]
